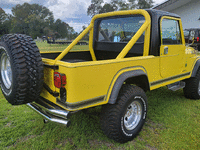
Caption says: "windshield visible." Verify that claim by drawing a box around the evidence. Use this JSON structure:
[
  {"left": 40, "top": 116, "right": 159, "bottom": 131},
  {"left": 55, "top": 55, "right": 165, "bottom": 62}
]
[{"left": 97, "top": 15, "right": 145, "bottom": 43}]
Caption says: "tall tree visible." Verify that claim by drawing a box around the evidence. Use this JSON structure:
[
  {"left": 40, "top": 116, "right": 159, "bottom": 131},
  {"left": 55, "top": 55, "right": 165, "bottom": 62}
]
[
  {"left": 0, "top": 8, "right": 6, "bottom": 23},
  {"left": 79, "top": 25, "right": 89, "bottom": 41},
  {"left": 115, "top": 0, "right": 130, "bottom": 10},
  {"left": 53, "top": 19, "right": 68, "bottom": 38},
  {"left": 87, "top": 0, "right": 104, "bottom": 17},
  {"left": 128, "top": 0, "right": 137, "bottom": 10},
  {"left": 11, "top": 3, "right": 54, "bottom": 39},
  {"left": 0, "top": 8, "right": 10, "bottom": 36},
  {"left": 137, "top": 0, "right": 154, "bottom": 9},
  {"left": 99, "top": 3, "right": 117, "bottom": 14}
]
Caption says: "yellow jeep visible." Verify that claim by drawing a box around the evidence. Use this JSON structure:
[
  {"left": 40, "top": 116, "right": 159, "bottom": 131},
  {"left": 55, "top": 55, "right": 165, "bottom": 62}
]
[{"left": 0, "top": 9, "right": 200, "bottom": 143}]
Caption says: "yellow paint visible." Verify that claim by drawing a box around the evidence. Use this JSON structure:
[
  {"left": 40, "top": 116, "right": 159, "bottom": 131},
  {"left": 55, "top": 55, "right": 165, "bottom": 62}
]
[{"left": 40, "top": 9, "right": 200, "bottom": 111}]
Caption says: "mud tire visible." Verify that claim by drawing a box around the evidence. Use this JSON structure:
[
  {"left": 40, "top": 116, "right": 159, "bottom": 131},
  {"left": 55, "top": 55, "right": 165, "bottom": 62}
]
[
  {"left": 100, "top": 84, "right": 147, "bottom": 143},
  {"left": 0, "top": 34, "right": 43, "bottom": 105},
  {"left": 183, "top": 68, "right": 200, "bottom": 99}
]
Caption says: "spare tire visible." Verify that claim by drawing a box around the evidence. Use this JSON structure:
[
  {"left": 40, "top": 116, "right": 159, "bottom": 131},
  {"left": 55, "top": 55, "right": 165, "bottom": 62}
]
[{"left": 0, "top": 34, "right": 43, "bottom": 105}]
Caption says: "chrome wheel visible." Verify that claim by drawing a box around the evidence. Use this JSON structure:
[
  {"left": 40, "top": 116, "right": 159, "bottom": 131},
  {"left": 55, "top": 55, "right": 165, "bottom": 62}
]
[
  {"left": 124, "top": 101, "right": 142, "bottom": 130},
  {"left": 198, "top": 81, "right": 200, "bottom": 95},
  {"left": 1, "top": 52, "right": 12, "bottom": 89}
]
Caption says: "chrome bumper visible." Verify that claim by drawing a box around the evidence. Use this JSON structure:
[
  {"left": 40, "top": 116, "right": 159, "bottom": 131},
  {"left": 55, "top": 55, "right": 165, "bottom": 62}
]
[{"left": 27, "top": 100, "right": 71, "bottom": 127}]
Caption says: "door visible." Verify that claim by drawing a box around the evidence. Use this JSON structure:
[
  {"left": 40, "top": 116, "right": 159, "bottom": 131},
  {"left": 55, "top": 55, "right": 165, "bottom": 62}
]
[{"left": 160, "top": 17, "right": 185, "bottom": 78}]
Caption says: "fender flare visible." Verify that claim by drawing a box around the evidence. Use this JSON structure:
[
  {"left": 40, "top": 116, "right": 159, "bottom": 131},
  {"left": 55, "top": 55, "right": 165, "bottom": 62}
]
[
  {"left": 107, "top": 69, "right": 149, "bottom": 104},
  {"left": 191, "top": 59, "right": 200, "bottom": 77}
]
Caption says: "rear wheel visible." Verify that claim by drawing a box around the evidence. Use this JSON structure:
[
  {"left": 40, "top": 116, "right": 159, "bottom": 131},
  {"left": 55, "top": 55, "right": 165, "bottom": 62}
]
[
  {"left": 100, "top": 84, "right": 147, "bottom": 143},
  {"left": 183, "top": 68, "right": 200, "bottom": 99},
  {"left": 198, "top": 45, "right": 200, "bottom": 51},
  {"left": 1, "top": 51, "right": 12, "bottom": 91},
  {"left": 0, "top": 34, "right": 43, "bottom": 105}
]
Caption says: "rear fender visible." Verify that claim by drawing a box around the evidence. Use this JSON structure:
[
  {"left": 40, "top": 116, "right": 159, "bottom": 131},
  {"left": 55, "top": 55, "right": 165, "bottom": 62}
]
[
  {"left": 191, "top": 59, "right": 200, "bottom": 77},
  {"left": 106, "top": 68, "right": 149, "bottom": 104}
]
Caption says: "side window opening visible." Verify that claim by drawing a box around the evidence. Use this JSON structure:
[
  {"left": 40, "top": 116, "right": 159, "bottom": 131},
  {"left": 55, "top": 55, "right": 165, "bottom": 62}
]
[{"left": 161, "top": 19, "right": 182, "bottom": 45}]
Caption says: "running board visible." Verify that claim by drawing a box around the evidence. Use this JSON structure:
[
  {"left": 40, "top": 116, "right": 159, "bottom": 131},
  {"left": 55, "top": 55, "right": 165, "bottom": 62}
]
[
  {"left": 167, "top": 81, "right": 185, "bottom": 91},
  {"left": 27, "top": 100, "right": 71, "bottom": 127}
]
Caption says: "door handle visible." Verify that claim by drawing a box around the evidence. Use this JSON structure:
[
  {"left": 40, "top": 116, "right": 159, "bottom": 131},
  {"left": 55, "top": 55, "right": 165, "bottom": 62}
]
[{"left": 164, "top": 46, "right": 168, "bottom": 55}]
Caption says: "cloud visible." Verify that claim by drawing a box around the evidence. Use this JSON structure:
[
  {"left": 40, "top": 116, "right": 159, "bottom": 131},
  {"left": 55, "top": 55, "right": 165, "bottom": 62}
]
[
  {"left": 1, "top": 0, "right": 31, "bottom": 8},
  {"left": 47, "top": 0, "right": 89, "bottom": 19},
  {"left": 47, "top": 0, "right": 91, "bottom": 32},
  {"left": 3, "top": 9, "right": 12, "bottom": 14},
  {"left": 68, "top": 21, "right": 90, "bottom": 33}
]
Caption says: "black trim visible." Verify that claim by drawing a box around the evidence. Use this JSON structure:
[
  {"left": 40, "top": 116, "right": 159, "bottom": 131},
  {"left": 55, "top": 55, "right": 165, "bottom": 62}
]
[
  {"left": 56, "top": 96, "right": 105, "bottom": 109},
  {"left": 43, "top": 83, "right": 59, "bottom": 97},
  {"left": 150, "top": 72, "right": 191, "bottom": 86},
  {"left": 41, "top": 51, "right": 92, "bottom": 63},
  {"left": 191, "top": 59, "right": 200, "bottom": 77},
  {"left": 37, "top": 97, "right": 65, "bottom": 110},
  {"left": 108, "top": 69, "right": 149, "bottom": 104},
  {"left": 43, "top": 64, "right": 59, "bottom": 70}
]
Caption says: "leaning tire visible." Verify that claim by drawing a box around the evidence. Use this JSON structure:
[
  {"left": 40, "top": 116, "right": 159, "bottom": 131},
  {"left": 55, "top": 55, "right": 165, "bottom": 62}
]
[
  {"left": 0, "top": 34, "right": 43, "bottom": 105},
  {"left": 183, "top": 68, "right": 200, "bottom": 99},
  {"left": 198, "top": 46, "right": 200, "bottom": 51},
  {"left": 100, "top": 84, "right": 147, "bottom": 143}
]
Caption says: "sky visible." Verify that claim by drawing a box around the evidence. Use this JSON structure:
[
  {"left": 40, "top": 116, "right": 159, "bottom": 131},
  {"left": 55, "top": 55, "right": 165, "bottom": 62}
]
[{"left": 0, "top": 0, "right": 167, "bottom": 32}]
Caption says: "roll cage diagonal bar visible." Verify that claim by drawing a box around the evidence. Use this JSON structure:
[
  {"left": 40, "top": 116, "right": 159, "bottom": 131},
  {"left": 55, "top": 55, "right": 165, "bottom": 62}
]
[{"left": 54, "top": 9, "right": 151, "bottom": 62}]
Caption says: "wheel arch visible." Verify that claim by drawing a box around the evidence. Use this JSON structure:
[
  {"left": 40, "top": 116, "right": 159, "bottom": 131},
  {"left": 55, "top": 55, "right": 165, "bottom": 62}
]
[
  {"left": 191, "top": 59, "right": 200, "bottom": 77},
  {"left": 107, "top": 69, "right": 150, "bottom": 104}
]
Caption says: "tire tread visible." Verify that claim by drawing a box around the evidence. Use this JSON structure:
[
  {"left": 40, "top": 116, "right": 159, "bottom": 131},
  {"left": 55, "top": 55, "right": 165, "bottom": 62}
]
[{"left": 0, "top": 34, "right": 43, "bottom": 105}]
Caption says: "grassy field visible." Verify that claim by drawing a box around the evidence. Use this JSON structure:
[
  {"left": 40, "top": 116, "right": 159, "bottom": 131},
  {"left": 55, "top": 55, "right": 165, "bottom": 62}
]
[{"left": 0, "top": 42, "right": 200, "bottom": 150}]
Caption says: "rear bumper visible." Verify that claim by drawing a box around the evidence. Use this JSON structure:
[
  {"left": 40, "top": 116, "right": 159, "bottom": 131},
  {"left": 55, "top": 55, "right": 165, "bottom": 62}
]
[{"left": 27, "top": 98, "right": 71, "bottom": 126}]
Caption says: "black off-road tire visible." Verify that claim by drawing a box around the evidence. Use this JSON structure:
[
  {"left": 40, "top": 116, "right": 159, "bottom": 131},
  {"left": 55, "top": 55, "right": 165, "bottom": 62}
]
[
  {"left": 198, "top": 45, "right": 200, "bottom": 51},
  {"left": 0, "top": 34, "right": 43, "bottom": 105},
  {"left": 100, "top": 84, "right": 147, "bottom": 143},
  {"left": 183, "top": 68, "right": 200, "bottom": 99}
]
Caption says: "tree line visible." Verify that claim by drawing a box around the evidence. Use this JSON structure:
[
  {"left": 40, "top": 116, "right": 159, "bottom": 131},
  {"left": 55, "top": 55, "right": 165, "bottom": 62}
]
[{"left": 0, "top": 3, "right": 78, "bottom": 39}]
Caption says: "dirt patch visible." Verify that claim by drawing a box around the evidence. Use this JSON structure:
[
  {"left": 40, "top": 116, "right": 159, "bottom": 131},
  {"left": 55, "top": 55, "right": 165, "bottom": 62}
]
[
  {"left": 88, "top": 139, "right": 116, "bottom": 149},
  {"left": 18, "top": 135, "right": 37, "bottom": 142},
  {"left": 53, "top": 139, "right": 69, "bottom": 150},
  {"left": 67, "top": 138, "right": 73, "bottom": 145},
  {"left": 146, "top": 119, "right": 166, "bottom": 131},
  {"left": 146, "top": 144, "right": 158, "bottom": 150},
  {"left": 10, "top": 135, "right": 37, "bottom": 149},
  {"left": 5, "top": 122, "right": 12, "bottom": 127}
]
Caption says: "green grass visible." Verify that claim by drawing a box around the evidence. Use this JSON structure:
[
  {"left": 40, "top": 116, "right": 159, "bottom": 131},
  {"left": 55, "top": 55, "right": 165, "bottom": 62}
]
[
  {"left": 0, "top": 42, "right": 200, "bottom": 149},
  {"left": 1, "top": 87, "right": 200, "bottom": 150}
]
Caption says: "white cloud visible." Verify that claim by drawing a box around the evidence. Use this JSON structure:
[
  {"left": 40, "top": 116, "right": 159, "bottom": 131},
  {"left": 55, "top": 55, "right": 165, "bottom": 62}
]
[
  {"left": 68, "top": 21, "right": 90, "bottom": 33},
  {"left": 47, "top": 0, "right": 89, "bottom": 20},
  {"left": 3, "top": 9, "right": 12, "bottom": 14},
  {"left": 8, "top": 0, "right": 32, "bottom": 4},
  {"left": 46, "top": 0, "right": 91, "bottom": 32}
]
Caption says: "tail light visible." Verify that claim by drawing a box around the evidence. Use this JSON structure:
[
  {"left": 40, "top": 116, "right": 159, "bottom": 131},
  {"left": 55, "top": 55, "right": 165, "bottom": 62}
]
[
  {"left": 197, "top": 37, "right": 199, "bottom": 42},
  {"left": 54, "top": 72, "right": 66, "bottom": 88}
]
